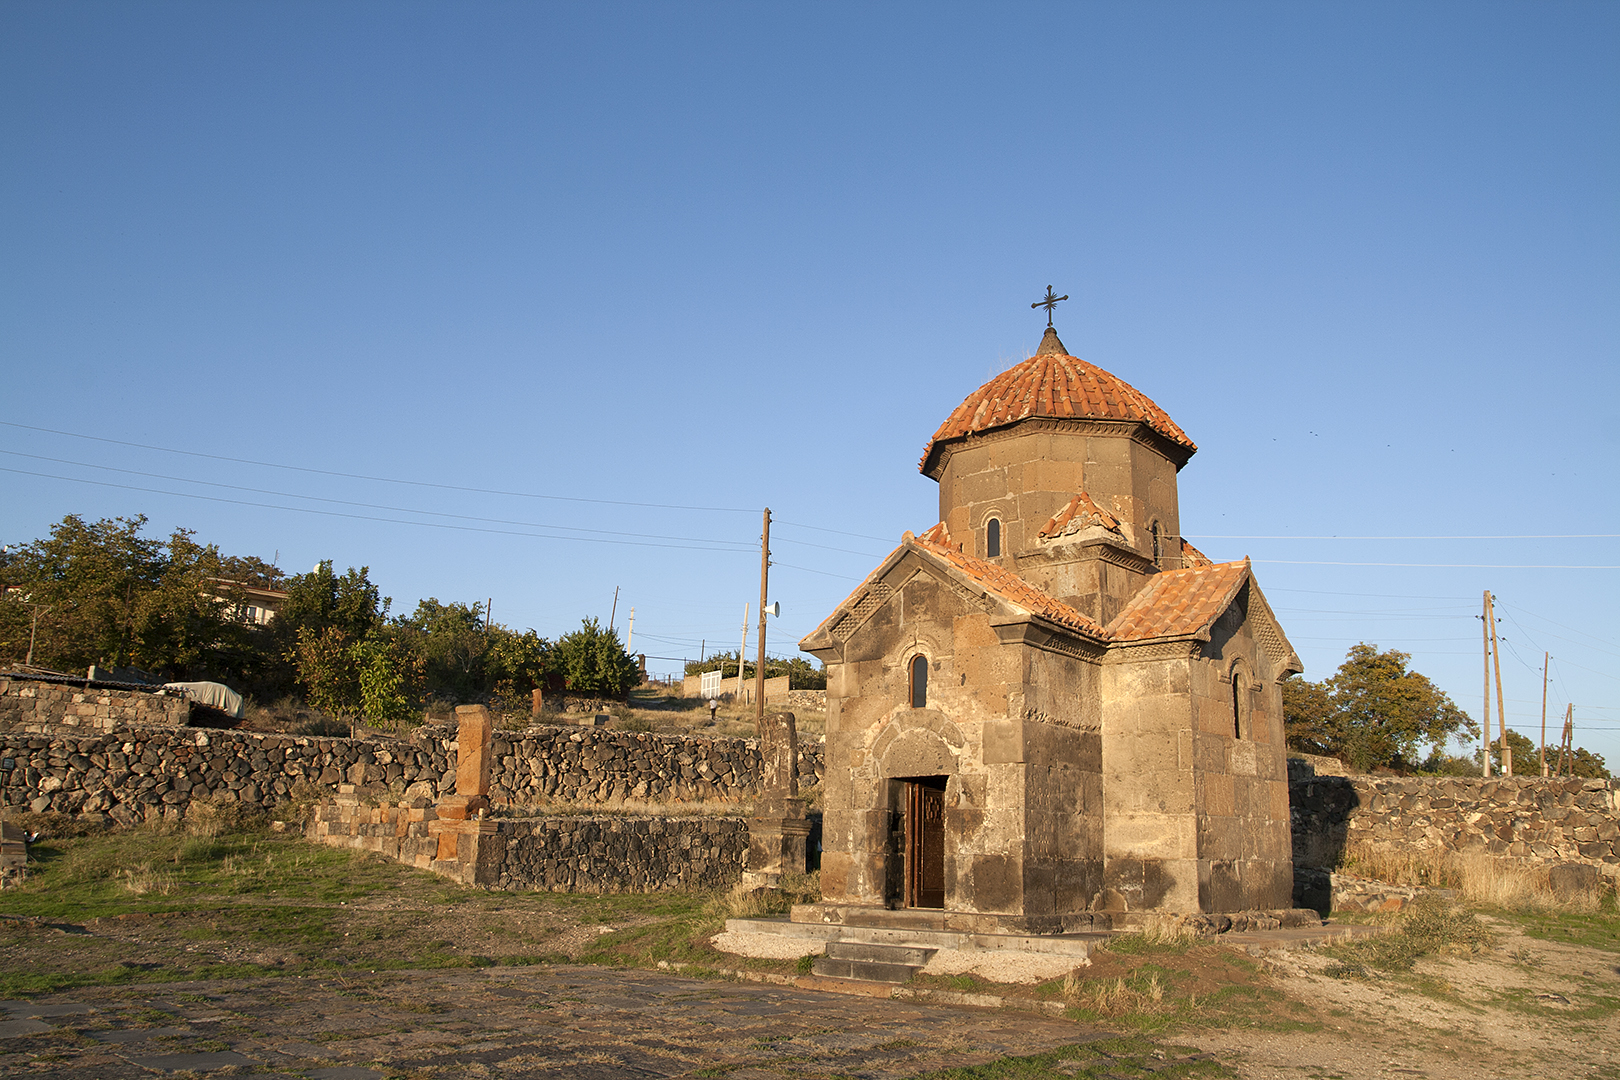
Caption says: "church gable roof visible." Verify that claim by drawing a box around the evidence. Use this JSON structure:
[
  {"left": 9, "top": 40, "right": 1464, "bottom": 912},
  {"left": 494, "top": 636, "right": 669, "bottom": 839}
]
[
  {"left": 1037, "top": 492, "right": 1124, "bottom": 542},
  {"left": 1104, "top": 559, "right": 1251, "bottom": 642},
  {"left": 799, "top": 522, "right": 1109, "bottom": 652},
  {"left": 920, "top": 337, "right": 1196, "bottom": 476},
  {"left": 910, "top": 527, "right": 1109, "bottom": 640}
]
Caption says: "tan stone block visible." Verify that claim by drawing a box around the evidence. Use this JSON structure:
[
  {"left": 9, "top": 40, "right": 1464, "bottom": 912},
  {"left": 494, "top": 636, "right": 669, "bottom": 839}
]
[
  {"left": 454, "top": 705, "right": 493, "bottom": 798},
  {"left": 1202, "top": 773, "right": 1235, "bottom": 817}
]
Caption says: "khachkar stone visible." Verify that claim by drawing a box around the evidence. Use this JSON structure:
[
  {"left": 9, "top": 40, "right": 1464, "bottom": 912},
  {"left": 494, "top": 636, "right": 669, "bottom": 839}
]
[
  {"left": 430, "top": 705, "right": 501, "bottom": 882},
  {"left": 743, "top": 710, "right": 811, "bottom": 888}
]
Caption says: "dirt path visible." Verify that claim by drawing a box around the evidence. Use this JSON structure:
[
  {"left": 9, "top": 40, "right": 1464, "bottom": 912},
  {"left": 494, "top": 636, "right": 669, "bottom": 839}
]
[{"left": 1183, "top": 915, "right": 1620, "bottom": 1080}]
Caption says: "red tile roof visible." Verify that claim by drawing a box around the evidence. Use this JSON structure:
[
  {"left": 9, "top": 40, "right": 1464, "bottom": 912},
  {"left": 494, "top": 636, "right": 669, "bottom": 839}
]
[
  {"left": 1106, "top": 559, "right": 1250, "bottom": 642},
  {"left": 921, "top": 349, "right": 1196, "bottom": 474},
  {"left": 911, "top": 528, "right": 1109, "bottom": 640},
  {"left": 1179, "top": 538, "right": 1213, "bottom": 568}
]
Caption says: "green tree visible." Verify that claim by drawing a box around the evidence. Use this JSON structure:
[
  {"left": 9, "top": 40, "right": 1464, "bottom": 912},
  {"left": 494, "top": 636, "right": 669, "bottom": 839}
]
[
  {"left": 486, "top": 625, "right": 556, "bottom": 704},
  {"left": 554, "top": 617, "right": 640, "bottom": 697},
  {"left": 276, "top": 561, "right": 387, "bottom": 704},
  {"left": 352, "top": 629, "right": 425, "bottom": 729},
  {"left": 1284, "top": 643, "right": 1476, "bottom": 772},
  {"left": 0, "top": 515, "right": 165, "bottom": 671},
  {"left": 396, "top": 598, "right": 489, "bottom": 701},
  {"left": 295, "top": 625, "right": 362, "bottom": 722},
  {"left": 0, "top": 515, "right": 262, "bottom": 682}
]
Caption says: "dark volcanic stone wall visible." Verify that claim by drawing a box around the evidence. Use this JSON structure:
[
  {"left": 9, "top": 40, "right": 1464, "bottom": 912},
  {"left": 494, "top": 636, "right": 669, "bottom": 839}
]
[
  {"left": 0, "top": 722, "right": 825, "bottom": 822},
  {"left": 1291, "top": 770, "right": 1620, "bottom": 872},
  {"left": 491, "top": 815, "right": 747, "bottom": 893}
]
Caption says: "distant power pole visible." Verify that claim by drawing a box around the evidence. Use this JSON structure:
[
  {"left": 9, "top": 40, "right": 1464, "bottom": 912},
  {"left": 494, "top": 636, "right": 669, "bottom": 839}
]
[
  {"left": 1540, "top": 652, "right": 1550, "bottom": 777},
  {"left": 609, "top": 586, "right": 620, "bottom": 633},
  {"left": 626, "top": 607, "right": 635, "bottom": 652},
  {"left": 1481, "top": 591, "right": 1492, "bottom": 778},
  {"left": 736, "top": 603, "right": 750, "bottom": 698},
  {"left": 755, "top": 508, "right": 771, "bottom": 732},
  {"left": 1486, "top": 591, "right": 1510, "bottom": 776}
]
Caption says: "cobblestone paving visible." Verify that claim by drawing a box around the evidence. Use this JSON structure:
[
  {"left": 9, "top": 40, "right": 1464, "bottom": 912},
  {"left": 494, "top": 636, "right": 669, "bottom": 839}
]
[{"left": 0, "top": 965, "right": 1112, "bottom": 1078}]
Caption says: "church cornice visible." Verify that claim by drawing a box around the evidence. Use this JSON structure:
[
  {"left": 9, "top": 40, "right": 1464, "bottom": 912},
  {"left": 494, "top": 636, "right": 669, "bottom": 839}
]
[
  {"left": 990, "top": 616, "right": 1108, "bottom": 663},
  {"left": 1015, "top": 537, "right": 1157, "bottom": 575},
  {"left": 922, "top": 416, "right": 1194, "bottom": 481}
]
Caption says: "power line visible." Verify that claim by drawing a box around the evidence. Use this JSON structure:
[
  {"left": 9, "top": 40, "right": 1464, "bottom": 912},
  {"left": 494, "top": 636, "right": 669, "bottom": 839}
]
[
  {"left": 0, "top": 420, "right": 756, "bottom": 514},
  {"left": 1192, "top": 533, "right": 1618, "bottom": 540},
  {"left": 0, "top": 466, "right": 752, "bottom": 554},
  {"left": 0, "top": 449, "right": 757, "bottom": 550},
  {"left": 1253, "top": 559, "right": 1619, "bottom": 569}
]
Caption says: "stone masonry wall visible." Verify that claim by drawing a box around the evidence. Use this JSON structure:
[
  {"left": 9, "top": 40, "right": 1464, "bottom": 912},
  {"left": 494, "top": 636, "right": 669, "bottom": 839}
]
[
  {"left": 308, "top": 793, "right": 746, "bottom": 893},
  {"left": 0, "top": 721, "right": 826, "bottom": 822},
  {"left": 0, "top": 676, "right": 190, "bottom": 733},
  {"left": 491, "top": 815, "right": 746, "bottom": 892},
  {"left": 1291, "top": 770, "right": 1620, "bottom": 875}
]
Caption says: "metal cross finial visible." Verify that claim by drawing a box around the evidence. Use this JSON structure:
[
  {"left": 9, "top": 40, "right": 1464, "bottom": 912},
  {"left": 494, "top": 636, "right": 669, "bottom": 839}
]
[{"left": 1031, "top": 285, "right": 1068, "bottom": 327}]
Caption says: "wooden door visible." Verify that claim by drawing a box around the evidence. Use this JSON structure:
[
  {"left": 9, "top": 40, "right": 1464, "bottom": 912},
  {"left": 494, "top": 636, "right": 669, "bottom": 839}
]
[{"left": 904, "top": 778, "right": 947, "bottom": 909}]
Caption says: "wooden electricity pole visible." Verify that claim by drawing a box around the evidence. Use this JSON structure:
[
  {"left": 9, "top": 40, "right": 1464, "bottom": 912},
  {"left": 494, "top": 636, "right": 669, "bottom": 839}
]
[
  {"left": 755, "top": 508, "right": 771, "bottom": 732},
  {"left": 1486, "top": 591, "right": 1510, "bottom": 776},
  {"left": 1557, "top": 704, "right": 1574, "bottom": 776},
  {"left": 1481, "top": 591, "right": 1492, "bottom": 778},
  {"left": 735, "top": 603, "right": 749, "bottom": 699},
  {"left": 609, "top": 586, "right": 620, "bottom": 633},
  {"left": 1540, "top": 652, "right": 1550, "bottom": 777}
]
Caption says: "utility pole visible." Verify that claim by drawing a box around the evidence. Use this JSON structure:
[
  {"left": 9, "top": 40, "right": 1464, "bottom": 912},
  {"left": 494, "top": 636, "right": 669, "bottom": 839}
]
[
  {"left": 486, "top": 597, "right": 493, "bottom": 633},
  {"left": 25, "top": 604, "right": 49, "bottom": 668},
  {"left": 1557, "top": 704, "right": 1574, "bottom": 776},
  {"left": 626, "top": 607, "right": 635, "bottom": 652},
  {"left": 1481, "top": 591, "right": 1492, "bottom": 778},
  {"left": 1487, "top": 591, "right": 1510, "bottom": 776},
  {"left": 609, "top": 586, "right": 620, "bottom": 633},
  {"left": 1540, "top": 652, "right": 1550, "bottom": 777},
  {"left": 736, "top": 603, "right": 750, "bottom": 699},
  {"left": 755, "top": 508, "right": 771, "bottom": 732}
]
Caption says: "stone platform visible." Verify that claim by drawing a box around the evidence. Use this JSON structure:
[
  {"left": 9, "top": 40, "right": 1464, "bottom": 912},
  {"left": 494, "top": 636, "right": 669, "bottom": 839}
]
[{"left": 717, "top": 907, "right": 1111, "bottom": 985}]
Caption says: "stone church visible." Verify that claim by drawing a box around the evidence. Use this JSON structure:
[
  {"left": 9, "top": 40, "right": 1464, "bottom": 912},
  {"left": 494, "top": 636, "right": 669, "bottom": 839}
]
[{"left": 798, "top": 321, "right": 1302, "bottom": 926}]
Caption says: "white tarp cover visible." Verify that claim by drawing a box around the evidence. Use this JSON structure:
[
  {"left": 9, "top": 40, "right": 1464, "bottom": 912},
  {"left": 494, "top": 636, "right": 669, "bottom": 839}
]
[{"left": 164, "top": 681, "right": 246, "bottom": 719}]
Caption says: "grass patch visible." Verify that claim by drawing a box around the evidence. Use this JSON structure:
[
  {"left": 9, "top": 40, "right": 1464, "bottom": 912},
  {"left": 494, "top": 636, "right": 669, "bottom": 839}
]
[
  {"left": 1321, "top": 894, "right": 1492, "bottom": 978},
  {"left": 914, "top": 1035, "right": 1233, "bottom": 1078},
  {"left": 0, "top": 822, "right": 823, "bottom": 996},
  {"left": 1485, "top": 893, "right": 1620, "bottom": 954}
]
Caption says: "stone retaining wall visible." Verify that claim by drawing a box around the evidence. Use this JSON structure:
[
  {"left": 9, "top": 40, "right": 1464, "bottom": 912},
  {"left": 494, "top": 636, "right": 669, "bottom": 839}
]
[
  {"left": 0, "top": 676, "right": 190, "bottom": 733},
  {"left": 491, "top": 815, "right": 745, "bottom": 892},
  {"left": 308, "top": 792, "right": 746, "bottom": 893},
  {"left": 1291, "top": 770, "right": 1620, "bottom": 875},
  {"left": 0, "top": 722, "right": 826, "bottom": 822}
]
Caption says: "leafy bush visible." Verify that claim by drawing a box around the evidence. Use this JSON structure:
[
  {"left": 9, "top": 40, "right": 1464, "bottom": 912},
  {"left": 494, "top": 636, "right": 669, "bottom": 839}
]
[{"left": 554, "top": 618, "right": 640, "bottom": 697}]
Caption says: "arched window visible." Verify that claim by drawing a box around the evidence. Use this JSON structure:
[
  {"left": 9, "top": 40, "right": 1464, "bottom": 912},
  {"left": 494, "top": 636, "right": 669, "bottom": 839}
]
[
  {"left": 1230, "top": 666, "right": 1246, "bottom": 739},
  {"left": 909, "top": 655, "right": 928, "bottom": 709},
  {"left": 1150, "top": 521, "right": 1162, "bottom": 568},
  {"left": 986, "top": 518, "right": 1001, "bottom": 558}
]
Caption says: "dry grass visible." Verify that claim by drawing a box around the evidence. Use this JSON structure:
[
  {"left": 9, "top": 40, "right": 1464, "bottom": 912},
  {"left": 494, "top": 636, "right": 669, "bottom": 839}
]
[
  {"left": 1061, "top": 971, "right": 1177, "bottom": 1017},
  {"left": 1342, "top": 842, "right": 1613, "bottom": 911},
  {"left": 119, "top": 863, "right": 176, "bottom": 896}
]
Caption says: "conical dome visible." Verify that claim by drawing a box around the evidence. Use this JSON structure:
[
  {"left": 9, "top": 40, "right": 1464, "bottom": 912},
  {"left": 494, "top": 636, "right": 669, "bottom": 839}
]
[{"left": 920, "top": 327, "right": 1196, "bottom": 477}]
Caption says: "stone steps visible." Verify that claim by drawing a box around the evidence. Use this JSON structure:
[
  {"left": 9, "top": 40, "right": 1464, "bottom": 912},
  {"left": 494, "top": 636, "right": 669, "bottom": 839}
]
[{"left": 812, "top": 941, "right": 938, "bottom": 983}]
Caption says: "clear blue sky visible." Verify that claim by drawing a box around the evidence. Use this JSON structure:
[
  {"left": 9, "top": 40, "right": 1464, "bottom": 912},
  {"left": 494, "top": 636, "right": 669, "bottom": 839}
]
[{"left": 3, "top": 2, "right": 1616, "bottom": 764}]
